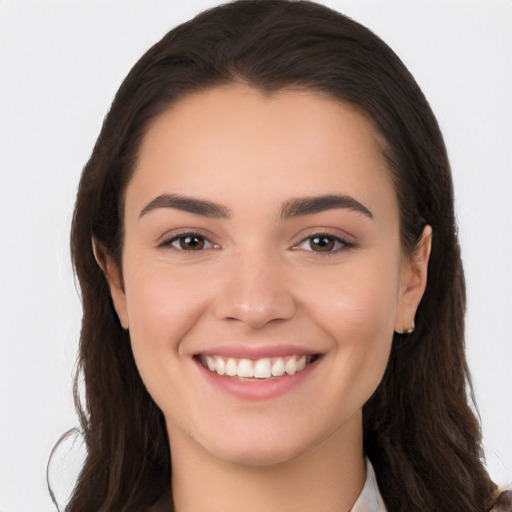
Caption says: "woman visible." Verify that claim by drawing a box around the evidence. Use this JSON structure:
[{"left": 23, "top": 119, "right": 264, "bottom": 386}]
[{"left": 57, "top": 1, "right": 510, "bottom": 510}]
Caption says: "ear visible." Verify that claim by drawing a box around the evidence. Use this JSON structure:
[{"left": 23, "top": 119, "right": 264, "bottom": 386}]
[
  {"left": 92, "top": 237, "right": 129, "bottom": 329},
  {"left": 394, "top": 225, "right": 432, "bottom": 334}
]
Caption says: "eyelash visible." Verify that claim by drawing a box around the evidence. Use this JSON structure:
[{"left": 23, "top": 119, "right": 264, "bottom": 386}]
[
  {"left": 157, "top": 231, "right": 219, "bottom": 252},
  {"left": 293, "top": 233, "right": 355, "bottom": 254},
  {"left": 158, "top": 231, "right": 354, "bottom": 255}
]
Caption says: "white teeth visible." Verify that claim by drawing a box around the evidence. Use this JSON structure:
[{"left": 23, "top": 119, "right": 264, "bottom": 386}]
[
  {"left": 226, "top": 358, "right": 238, "bottom": 376},
  {"left": 271, "top": 358, "right": 285, "bottom": 377},
  {"left": 202, "top": 354, "right": 316, "bottom": 379},
  {"left": 285, "top": 356, "right": 297, "bottom": 375},
  {"left": 214, "top": 356, "right": 225, "bottom": 375},
  {"left": 237, "top": 359, "right": 254, "bottom": 378},
  {"left": 254, "top": 358, "right": 272, "bottom": 378},
  {"left": 296, "top": 355, "right": 307, "bottom": 371}
]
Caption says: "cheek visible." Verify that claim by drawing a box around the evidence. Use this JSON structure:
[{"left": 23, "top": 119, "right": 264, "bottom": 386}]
[
  {"left": 307, "top": 258, "right": 399, "bottom": 395},
  {"left": 122, "top": 264, "right": 208, "bottom": 385},
  {"left": 311, "top": 256, "right": 400, "bottom": 337},
  {"left": 125, "top": 262, "right": 204, "bottom": 331},
  {"left": 339, "top": 280, "right": 397, "bottom": 333}
]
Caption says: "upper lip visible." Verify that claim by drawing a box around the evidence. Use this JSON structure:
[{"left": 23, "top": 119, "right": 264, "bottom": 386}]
[{"left": 194, "top": 344, "right": 323, "bottom": 360}]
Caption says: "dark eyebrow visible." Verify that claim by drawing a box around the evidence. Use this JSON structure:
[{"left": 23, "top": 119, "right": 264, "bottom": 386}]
[
  {"left": 139, "top": 193, "right": 231, "bottom": 219},
  {"left": 280, "top": 194, "right": 373, "bottom": 220}
]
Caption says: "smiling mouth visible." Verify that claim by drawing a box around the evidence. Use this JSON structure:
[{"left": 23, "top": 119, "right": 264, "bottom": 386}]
[{"left": 197, "top": 354, "right": 321, "bottom": 380}]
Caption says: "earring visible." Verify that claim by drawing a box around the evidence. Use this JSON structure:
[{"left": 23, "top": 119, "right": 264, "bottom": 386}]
[{"left": 395, "top": 321, "right": 415, "bottom": 337}]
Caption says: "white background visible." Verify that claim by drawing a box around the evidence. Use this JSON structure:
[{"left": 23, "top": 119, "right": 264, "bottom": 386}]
[{"left": 1, "top": 1, "right": 511, "bottom": 510}]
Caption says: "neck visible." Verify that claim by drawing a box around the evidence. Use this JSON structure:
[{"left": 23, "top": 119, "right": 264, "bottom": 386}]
[{"left": 168, "top": 412, "right": 366, "bottom": 512}]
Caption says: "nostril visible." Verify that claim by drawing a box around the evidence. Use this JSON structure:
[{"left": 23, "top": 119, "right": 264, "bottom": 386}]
[{"left": 214, "top": 295, "right": 296, "bottom": 329}]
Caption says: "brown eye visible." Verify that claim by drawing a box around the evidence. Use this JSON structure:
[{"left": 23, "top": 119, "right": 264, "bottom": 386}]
[
  {"left": 159, "top": 232, "right": 216, "bottom": 251},
  {"left": 177, "top": 235, "right": 205, "bottom": 250},
  {"left": 295, "top": 233, "right": 353, "bottom": 254},
  {"left": 309, "top": 236, "right": 335, "bottom": 252}
]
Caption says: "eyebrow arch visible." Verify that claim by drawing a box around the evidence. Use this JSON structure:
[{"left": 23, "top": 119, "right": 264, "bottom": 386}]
[
  {"left": 280, "top": 194, "right": 373, "bottom": 220},
  {"left": 139, "top": 193, "right": 231, "bottom": 219}
]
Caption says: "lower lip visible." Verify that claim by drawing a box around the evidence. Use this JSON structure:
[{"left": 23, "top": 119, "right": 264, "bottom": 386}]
[{"left": 194, "top": 358, "right": 320, "bottom": 401}]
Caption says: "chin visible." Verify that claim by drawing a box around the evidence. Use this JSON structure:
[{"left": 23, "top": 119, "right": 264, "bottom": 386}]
[
  {"left": 193, "top": 416, "right": 336, "bottom": 468},
  {"left": 207, "top": 437, "right": 311, "bottom": 468}
]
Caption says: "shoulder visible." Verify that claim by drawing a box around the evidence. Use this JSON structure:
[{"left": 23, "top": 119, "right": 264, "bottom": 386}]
[{"left": 492, "top": 491, "right": 512, "bottom": 512}]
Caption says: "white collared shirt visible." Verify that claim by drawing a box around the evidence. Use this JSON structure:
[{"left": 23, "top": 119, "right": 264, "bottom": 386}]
[{"left": 350, "top": 459, "right": 387, "bottom": 512}]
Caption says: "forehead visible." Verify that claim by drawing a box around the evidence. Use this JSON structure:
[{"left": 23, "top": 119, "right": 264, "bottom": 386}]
[{"left": 127, "top": 83, "right": 397, "bottom": 221}]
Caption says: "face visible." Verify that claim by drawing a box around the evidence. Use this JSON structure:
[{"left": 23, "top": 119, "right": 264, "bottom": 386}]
[{"left": 106, "top": 84, "right": 429, "bottom": 467}]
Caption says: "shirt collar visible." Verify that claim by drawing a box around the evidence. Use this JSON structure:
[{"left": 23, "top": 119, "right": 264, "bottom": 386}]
[{"left": 350, "top": 459, "right": 387, "bottom": 512}]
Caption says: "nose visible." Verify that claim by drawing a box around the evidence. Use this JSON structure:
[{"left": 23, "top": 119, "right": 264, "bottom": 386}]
[{"left": 213, "top": 250, "right": 296, "bottom": 329}]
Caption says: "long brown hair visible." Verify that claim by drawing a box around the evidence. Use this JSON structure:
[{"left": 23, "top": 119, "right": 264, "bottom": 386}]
[{"left": 60, "top": 1, "right": 497, "bottom": 510}]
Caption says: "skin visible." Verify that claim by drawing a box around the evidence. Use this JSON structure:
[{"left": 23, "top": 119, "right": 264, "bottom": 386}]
[{"left": 103, "top": 83, "right": 431, "bottom": 512}]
